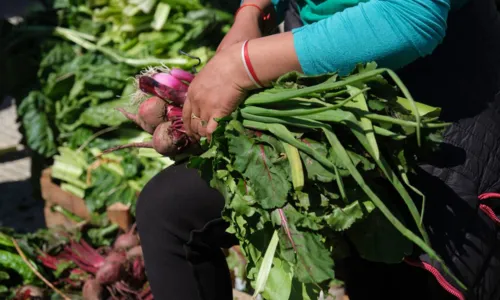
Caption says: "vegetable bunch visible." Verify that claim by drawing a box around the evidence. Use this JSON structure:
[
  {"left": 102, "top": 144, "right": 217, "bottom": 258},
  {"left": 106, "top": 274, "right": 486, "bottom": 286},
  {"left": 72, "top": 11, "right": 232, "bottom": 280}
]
[
  {"left": 115, "top": 63, "right": 463, "bottom": 299},
  {"left": 37, "top": 224, "right": 150, "bottom": 300}
]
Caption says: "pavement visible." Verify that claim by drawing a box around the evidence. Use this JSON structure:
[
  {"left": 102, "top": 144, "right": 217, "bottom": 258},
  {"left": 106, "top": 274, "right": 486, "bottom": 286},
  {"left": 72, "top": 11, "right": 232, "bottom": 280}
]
[{"left": 0, "top": 97, "right": 45, "bottom": 232}]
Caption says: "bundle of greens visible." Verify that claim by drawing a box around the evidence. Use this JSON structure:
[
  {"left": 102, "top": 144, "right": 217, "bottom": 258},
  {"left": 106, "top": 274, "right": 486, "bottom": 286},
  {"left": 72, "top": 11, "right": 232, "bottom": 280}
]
[
  {"left": 107, "top": 63, "right": 464, "bottom": 298},
  {"left": 188, "top": 65, "right": 464, "bottom": 298}
]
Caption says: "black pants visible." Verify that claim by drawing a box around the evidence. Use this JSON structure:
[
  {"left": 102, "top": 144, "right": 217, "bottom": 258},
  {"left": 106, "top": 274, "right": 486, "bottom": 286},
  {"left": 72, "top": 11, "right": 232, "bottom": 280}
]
[{"left": 136, "top": 163, "right": 458, "bottom": 300}]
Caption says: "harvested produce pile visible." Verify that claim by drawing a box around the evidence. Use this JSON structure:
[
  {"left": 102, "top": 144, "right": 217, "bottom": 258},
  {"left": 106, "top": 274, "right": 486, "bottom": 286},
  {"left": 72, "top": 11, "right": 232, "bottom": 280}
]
[
  {"left": 0, "top": 223, "right": 149, "bottom": 299},
  {"left": 107, "top": 63, "right": 465, "bottom": 299},
  {"left": 1, "top": 0, "right": 232, "bottom": 159},
  {"left": 0, "top": 0, "right": 236, "bottom": 298}
]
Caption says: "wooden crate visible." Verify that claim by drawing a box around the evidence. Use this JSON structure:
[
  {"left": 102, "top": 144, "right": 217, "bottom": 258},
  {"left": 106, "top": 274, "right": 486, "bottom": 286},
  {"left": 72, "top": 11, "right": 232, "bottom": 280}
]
[{"left": 40, "top": 168, "right": 91, "bottom": 228}]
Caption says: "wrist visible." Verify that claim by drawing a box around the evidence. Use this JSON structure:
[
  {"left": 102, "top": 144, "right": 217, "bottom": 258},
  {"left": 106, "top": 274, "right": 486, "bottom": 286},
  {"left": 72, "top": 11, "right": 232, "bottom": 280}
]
[{"left": 234, "top": 8, "right": 262, "bottom": 26}]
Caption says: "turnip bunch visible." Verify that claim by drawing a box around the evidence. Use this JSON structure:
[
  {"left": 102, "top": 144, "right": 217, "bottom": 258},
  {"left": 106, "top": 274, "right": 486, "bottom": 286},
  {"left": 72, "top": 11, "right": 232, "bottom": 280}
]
[{"left": 104, "top": 67, "right": 196, "bottom": 157}]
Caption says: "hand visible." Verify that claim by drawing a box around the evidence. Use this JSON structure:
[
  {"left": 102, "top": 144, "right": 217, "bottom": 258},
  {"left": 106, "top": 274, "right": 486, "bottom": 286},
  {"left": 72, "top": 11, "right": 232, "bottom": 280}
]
[
  {"left": 216, "top": 8, "right": 262, "bottom": 53},
  {"left": 183, "top": 42, "right": 254, "bottom": 140},
  {"left": 183, "top": 32, "right": 302, "bottom": 140}
]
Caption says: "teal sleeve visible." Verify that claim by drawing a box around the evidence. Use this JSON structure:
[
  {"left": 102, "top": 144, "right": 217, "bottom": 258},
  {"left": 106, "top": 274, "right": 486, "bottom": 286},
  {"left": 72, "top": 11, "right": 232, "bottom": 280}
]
[{"left": 292, "top": 0, "right": 451, "bottom": 75}]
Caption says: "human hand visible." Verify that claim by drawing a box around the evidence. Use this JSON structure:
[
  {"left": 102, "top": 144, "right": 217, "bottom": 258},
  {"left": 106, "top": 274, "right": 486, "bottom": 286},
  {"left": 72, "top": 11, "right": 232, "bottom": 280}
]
[
  {"left": 183, "top": 42, "right": 254, "bottom": 140},
  {"left": 217, "top": 8, "right": 262, "bottom": 53}
]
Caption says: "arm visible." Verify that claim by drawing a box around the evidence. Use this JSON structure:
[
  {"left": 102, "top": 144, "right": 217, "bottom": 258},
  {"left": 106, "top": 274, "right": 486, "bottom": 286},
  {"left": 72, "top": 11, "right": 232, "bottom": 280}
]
[
  {"left": 293, "top": 0, "right": 451, "bottom": 75},
  {"left": 183, "top": 0, "right": 452, "bottom": 138},
  {"left": 217, "top": 0, "right": 276, "bottom": 53}
]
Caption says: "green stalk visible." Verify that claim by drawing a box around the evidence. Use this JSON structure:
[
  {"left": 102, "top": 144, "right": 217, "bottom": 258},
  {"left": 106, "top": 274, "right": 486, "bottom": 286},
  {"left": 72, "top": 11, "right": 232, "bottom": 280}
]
[
  {"left": 241, "top": 120, "right": 465, "bottom": 290},
  {"left": 281, "top": 142, "right": 304, "bottom": 191},
  {"left": 241, "top": 88, "right": 367, "bottom": 118},
  {"left": 53, "top": 27, "right": 190, "bottom": 67}
]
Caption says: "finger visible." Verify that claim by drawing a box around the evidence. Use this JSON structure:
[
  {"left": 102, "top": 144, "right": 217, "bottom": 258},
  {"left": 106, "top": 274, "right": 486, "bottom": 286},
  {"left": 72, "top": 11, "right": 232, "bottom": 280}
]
[
  {"left": 190, "top": 105, "right": 202, "bottom": 141},
  {"left": 198, "top": 111, "right": 211, "bottom": 138},
  {"left": 182, "top": 97, "right": 193, "bottom": 137},
  {"left": 206, "top": 116, "right": 220, "bottom": 142}
]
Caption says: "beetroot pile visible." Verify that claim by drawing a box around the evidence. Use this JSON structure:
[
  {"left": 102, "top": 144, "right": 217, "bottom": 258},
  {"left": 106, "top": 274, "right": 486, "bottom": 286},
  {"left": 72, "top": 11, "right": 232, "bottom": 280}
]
[
  {"left": 104, "top": 68, "right": 197, "bottom": 157},
  {"left": 37, "top": 225, "right": 151, "bottom": 300}
]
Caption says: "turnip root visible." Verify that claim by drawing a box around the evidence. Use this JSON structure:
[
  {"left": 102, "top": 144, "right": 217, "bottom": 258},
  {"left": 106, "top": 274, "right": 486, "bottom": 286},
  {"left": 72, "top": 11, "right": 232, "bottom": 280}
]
[
  {"left": 117, "top": 97, "right": 166, "bottom": 134},
  {"left": 83, "top": 279, "right": 103, "bottom": 300}
]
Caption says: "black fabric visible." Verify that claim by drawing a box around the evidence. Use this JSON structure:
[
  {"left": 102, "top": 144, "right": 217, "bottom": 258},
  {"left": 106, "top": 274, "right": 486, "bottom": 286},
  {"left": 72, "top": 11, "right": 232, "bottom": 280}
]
[
  {"left": 137, "top": 0, "right": 500, "bottom": 299},
  {"left": 136, "top": 163, "right": 237, "bottom": 300}
]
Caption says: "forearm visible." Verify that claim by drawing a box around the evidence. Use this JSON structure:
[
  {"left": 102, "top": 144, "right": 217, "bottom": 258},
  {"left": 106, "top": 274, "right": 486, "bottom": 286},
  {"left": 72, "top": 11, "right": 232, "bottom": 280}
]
[{"left": 228, "top": 32, "right": 302, "bottom": 90}]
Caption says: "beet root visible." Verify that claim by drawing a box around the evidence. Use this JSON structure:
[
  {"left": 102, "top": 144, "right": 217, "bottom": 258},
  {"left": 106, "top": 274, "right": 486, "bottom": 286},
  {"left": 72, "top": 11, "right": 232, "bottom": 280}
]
[
  {"left": 114, "top": 224, "right": 139, "bottom": 250},
  {"left": 96, "top": 252, "right": 127, "bottom": 285},
  {"left": 15, "top": 285, "right": 44, "bottom": 300},
  {"left": 152, "top": 122, "right": 178, "bottom": 155},
  {"left": 83, "top": 279, "right": 103, "bottom": 300},
  {"left": 117, "top": 96, "right": 166, "bottom": 134},
  {"left": 126, "top": 245, "right": 143, "bottom": 260},
  {"left": 139, "top": 76, "right": 186, "bottom": 106}
]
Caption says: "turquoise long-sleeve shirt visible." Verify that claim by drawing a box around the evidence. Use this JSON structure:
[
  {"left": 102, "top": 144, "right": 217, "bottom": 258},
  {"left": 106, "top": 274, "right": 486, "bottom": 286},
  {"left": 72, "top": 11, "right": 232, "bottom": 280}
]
[{"left": 268, "top": 0, "right": 468, "bottom": 75}]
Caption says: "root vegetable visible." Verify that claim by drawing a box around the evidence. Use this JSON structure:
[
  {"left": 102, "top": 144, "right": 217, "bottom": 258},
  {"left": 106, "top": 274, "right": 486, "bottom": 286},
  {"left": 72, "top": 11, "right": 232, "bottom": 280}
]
[
  {"left": 152, "top": 122, "right": 179, "bottom": 155},
  {"left": 100, "top": 120, "right": 192, "bottom": 157},
  {"left": 153, "top": 73, "right": 188, "bottom": 92},
  {"left": 114, "top": 224, "right": 139, "bottom": 250},
  {"left": 96, "top": 261, "right": 123, "bottom": 284},
  {"left": 139, "top": 76, "right": 186, "bottom": 106},
  {"left": 83, "top": 279, "right": 103, "bottom": 300},
  {"left": 170, "top": 68, "right": 195, "bottom": 83},
  {"left": 126, "top": 246, "right": 143, "bottom": 260},
  {"left": 15, "top": 285, "right": 44, "bottom": 299},
  {"left": 117, "top": 97, "right": 166, "bottom": 134}
]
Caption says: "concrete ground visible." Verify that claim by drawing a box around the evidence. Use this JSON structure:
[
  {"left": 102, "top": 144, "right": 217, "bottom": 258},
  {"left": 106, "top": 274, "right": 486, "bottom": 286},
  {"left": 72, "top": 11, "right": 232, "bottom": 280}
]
[{"left": 0, "top": 97, "right": 45, "bottom": 232}]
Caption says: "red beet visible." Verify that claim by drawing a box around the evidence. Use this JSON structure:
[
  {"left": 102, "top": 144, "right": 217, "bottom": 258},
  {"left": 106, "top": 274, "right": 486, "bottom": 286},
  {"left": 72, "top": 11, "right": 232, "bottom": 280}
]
[
  {"left": 152, "top": 122, "right": 178, "bottom": 155},
  {"left": 138, "top": 76, "right": 186, "bottom": 106},
  {"left": 117, "top": 96, "right": 166, "bottom": 134},
  {"left": 15, "top": 285, "right": 44, "bottom": 299},
  {"left": 96, "top": 261, "right": 124, "bottom": 285},
  {"left": 114, "top": 233, "right": 139, "bottom": 250},
  {"left": 100, "top": 121, "right": 191, "bottom": 157},
  {"left": 126, "top": 246, "right": 143, "bottom": 260},
  {"left": 83, "top": 278, "right": 103, "bottom": 300}
]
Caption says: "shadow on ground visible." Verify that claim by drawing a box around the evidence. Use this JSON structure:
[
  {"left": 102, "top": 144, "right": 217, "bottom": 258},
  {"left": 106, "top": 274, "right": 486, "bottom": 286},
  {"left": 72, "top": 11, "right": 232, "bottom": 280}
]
[{"left": 0, "top": 180, "right": 45, "bottom": 233}]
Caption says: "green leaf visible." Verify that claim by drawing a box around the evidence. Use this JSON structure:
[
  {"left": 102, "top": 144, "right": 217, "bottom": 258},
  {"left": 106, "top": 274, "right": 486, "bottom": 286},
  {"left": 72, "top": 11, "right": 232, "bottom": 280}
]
[
  {"left": 17, "top": 92, "right": 57, "bottom": 157},
  {"left": 262, "top": 258, "right": 293, "bottom": 300},
  {"left": 78, "top": 98, "right": 130, "bottom": 127},
  {"left": 347, "top": 209, "right": 413, "bottom": 263},
  {"left": 151, "top": 3, "right": 171, "bottom": 30},
  {"left": 0, "top": 250, "right": 35, "bottom": 283},
  {"left": 345, "top": 85, "right": 379, "bottom": 160},
  {"left": 226, "top": 121, "right": 290, "bottom": 209},
  {"left": 0, "top": 233, "right": 14, "bottom": 248},
  {"left": 326, "top": 201, "right": 375, "bottom": 231},
  {"left": 279, "top": 227, "right": 334, "bottom": 284},
  {"left": 253, "top": 230, "right": 279, "bottom": 297},
  {"left": 0, "top": 285, "right": 7, "bottom": 294},
  {"left": 0, "top": 271, "right": 9, "bottom": 280},
  {"left": 298, "top": 138, "right": 335, "bottom": 183}
]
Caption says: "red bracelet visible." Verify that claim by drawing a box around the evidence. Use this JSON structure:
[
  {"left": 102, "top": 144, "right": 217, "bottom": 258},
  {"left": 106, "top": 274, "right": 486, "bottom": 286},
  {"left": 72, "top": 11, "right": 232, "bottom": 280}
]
[
  {"left": 241, "top": 40, "right": 263, "bottom": 89},
  {"left": 235, "top": 4, "right": 271, "bottom": 21}
]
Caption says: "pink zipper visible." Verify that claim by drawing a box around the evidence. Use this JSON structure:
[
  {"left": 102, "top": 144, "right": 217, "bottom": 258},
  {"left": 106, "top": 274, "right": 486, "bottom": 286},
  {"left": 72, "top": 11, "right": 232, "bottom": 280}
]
[
  {"left": 404, "top": 258, "right": 465, "bottom": 300},
  {"left": 404, "top": 192, "right": 500, "bottom": 300},
  {"left": 478, "top": 192, "right": 500, "bottom": 224}
]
